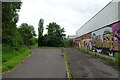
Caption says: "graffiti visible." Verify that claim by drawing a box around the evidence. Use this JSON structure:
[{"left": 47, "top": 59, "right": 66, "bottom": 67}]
[{"left": 75, "top": 22, "right": 120, "bottom": 54}]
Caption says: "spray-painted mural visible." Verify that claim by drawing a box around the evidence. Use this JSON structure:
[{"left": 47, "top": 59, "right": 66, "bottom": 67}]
[
  {"left": 76, "top": 22, "right": 120, "bottom": 56},
  {"left": 92, "top": 26, "right": 112, "bottom": 49},
  {"left": 111, "top": 22, "right": 120, "bottom": 51}
]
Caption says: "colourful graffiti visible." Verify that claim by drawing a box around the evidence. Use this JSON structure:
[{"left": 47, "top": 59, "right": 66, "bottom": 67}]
[{"left": 76, "top": 22, "right": 120, "bottom": 54}]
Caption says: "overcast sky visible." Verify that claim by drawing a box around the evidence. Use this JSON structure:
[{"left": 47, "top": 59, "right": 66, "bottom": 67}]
[{"left": 17, "top": 0, "right": 112, "bottom": 36}]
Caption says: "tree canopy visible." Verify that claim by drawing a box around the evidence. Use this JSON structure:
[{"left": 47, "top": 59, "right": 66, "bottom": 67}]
[
  {"left": 2, "top": 2, "right": 22, "bottom": 49},
  {"left": 44, "top": 22, "right": 66, "bottom": 47},
  {"left": 38, "top": 19, "right": 44, "bottom": 46},
  {"left": 2, "top": 2, "right": 37, "bottom": 50},
  {"left": 18, "top": 23, "right": 36, "bottom": 46}
]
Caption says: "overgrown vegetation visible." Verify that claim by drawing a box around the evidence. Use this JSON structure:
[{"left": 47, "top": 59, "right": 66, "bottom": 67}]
[
  {"left": 2, "top": 47, "right": 31, "bottom": 73},
  {"left": 64, "top": 38, "right": 73, "bottom": 47},
  {"left": 63, "top": 48, "right": 72, "bottom": 79},
  {"left": 2, "top": 2, "right": 22, "bottom": 50},
  {"left": 2, "top": 2, "right": 36, "bottom": 73}
]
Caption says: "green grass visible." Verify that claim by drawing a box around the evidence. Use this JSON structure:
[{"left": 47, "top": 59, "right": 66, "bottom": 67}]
[
  {"left": 2, "top": 47, "right": 32, "bottom": 73},
  {"left": 33, "top": 43, "right": 38, "bottom": 47},
  {"left": 2, "top": 50, "right": 19, "bottom": 62},
  {"left": 63, "top": 48, "right": 72, "bottom": 79}
]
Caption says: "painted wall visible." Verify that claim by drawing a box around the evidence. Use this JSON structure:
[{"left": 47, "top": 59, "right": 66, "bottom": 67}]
[
  {"left": 76, "top": 22, "right": 120, "bottom": 52},
  {"left": 92, "top": 27, "right": 112, "bottom": 42},
  {"left": 112, "top": 22, "right": 120, "bottom": 34},
  {"left": 75, "top": 0, "right": 120, "bottom": 52}
]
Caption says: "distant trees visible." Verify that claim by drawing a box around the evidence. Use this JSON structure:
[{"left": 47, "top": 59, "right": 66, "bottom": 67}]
[
  {"left": 38, "top": 21, "right": 66, "bottom": 47},
  {"left": 38, "top": 19, "right": 44, "bottom": 46}
]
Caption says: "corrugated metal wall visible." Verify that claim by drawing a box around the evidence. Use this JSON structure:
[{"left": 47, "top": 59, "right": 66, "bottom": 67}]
[{"left": 76, "top": 1, "right": 119, "bottom": 37}]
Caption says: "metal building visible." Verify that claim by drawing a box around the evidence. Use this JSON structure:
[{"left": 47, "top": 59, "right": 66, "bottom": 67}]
[
  {"left": 76, "top": 0, "right": 120, "bottom": 37},
  {"left": 75, "top": 0, "right": 120, "bottom": 55}
]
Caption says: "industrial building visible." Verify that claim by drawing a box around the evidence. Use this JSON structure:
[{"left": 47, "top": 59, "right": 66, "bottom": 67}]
[{"left": 74, "top": 0, "right": 120, "bottom": 56}]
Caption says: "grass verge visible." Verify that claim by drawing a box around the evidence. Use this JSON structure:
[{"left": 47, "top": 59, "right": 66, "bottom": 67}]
[
  {"left": 63, "top": 48, "right": 72, "bottom": 80},
  {"left": 2, "top": 47, "right": 32, "bottom": 73}
]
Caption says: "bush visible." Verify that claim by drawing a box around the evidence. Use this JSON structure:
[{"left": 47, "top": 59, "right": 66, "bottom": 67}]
[{"left": 30, "top": 38, "right": 38, "bottom": 46}]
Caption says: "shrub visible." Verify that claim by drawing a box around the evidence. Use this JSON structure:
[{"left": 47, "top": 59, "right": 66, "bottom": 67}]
[{"left": 30, "top": 38, "right": 38, "bottom": 46}]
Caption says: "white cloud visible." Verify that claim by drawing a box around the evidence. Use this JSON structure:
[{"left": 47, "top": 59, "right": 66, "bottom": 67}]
[{"left": 17, "top": 0, "right": 112, "bottom": 36}]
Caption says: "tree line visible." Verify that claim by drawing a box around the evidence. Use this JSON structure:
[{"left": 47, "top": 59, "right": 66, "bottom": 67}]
[
  {"left": 2, "top": 2, "right": 67, "bottom": 51},
  {"left": 2, "top": 2, "right": 37, "bottom": 51}
]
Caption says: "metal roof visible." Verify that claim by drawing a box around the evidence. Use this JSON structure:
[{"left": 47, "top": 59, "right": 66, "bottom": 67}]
[{"left": 112, "top": 0, "right": 120, "bottom": 2}]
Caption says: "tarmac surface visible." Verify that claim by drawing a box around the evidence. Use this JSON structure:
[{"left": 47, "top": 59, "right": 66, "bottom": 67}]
[
  {"left": 66, "top": 48, "right": 119, "bottom": 79},
  {"left": 3, "top": 48, "right": 66, "bottom": 78}
]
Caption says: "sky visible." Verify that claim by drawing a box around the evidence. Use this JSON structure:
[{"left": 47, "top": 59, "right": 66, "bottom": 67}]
[{"left": 17, "top": 0, "right": 112, "bottom": 36}]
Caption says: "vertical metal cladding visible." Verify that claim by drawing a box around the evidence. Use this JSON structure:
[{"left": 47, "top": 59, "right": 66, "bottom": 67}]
[{"left": 75, "top": 0, "right": 120, "bottom": 56}]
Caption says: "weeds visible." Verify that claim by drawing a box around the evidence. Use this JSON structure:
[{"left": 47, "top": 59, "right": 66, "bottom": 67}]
[
  {"left": 2, "top": 47, "right": 31, "bottom": 73},
  {"left": 63, "top": 48, "right": 72, "bottom": 80},
  {"left": 74, "top": 46, "right": 119, "bottom": 66}
]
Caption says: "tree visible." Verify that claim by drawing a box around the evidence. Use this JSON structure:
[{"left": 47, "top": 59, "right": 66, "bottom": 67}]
[
  {"left": 18, "top": 23, "right": 36, "bottom": 46},
  {"left": 38, "top": 19, "right": 44, "bottom": 46},
  {"left": 46, "top": 22, "right": 66, "bottom": 47},
  {"left": 2, "top": 2, "right": 22, "bottom": 49}
]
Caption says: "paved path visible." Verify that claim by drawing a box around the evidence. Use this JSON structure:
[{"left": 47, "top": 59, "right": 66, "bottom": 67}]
[
  {"left": 3, "top": 48, "right": 66, "bottom": 78},
  {"left": 66, "top": 48, "right": 119, "bottom": 79}
]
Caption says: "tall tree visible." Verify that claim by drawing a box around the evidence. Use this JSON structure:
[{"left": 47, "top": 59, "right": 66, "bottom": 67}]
[
  {"left": 2, "top": 2, "right": 22, "bottom": 49},
  {"left": 38, "top": 19, "right": 44, "bottom": 46},
  {"left": 18, "top": 23, "right": 36, "bottom": 46},
  {"left": 46, "top": 22, "right": 66, "bottom": 47}
]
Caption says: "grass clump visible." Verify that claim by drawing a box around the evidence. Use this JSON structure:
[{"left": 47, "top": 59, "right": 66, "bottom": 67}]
[{"left": 2, "top": 46, "right": 31, "bottom": 73}]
